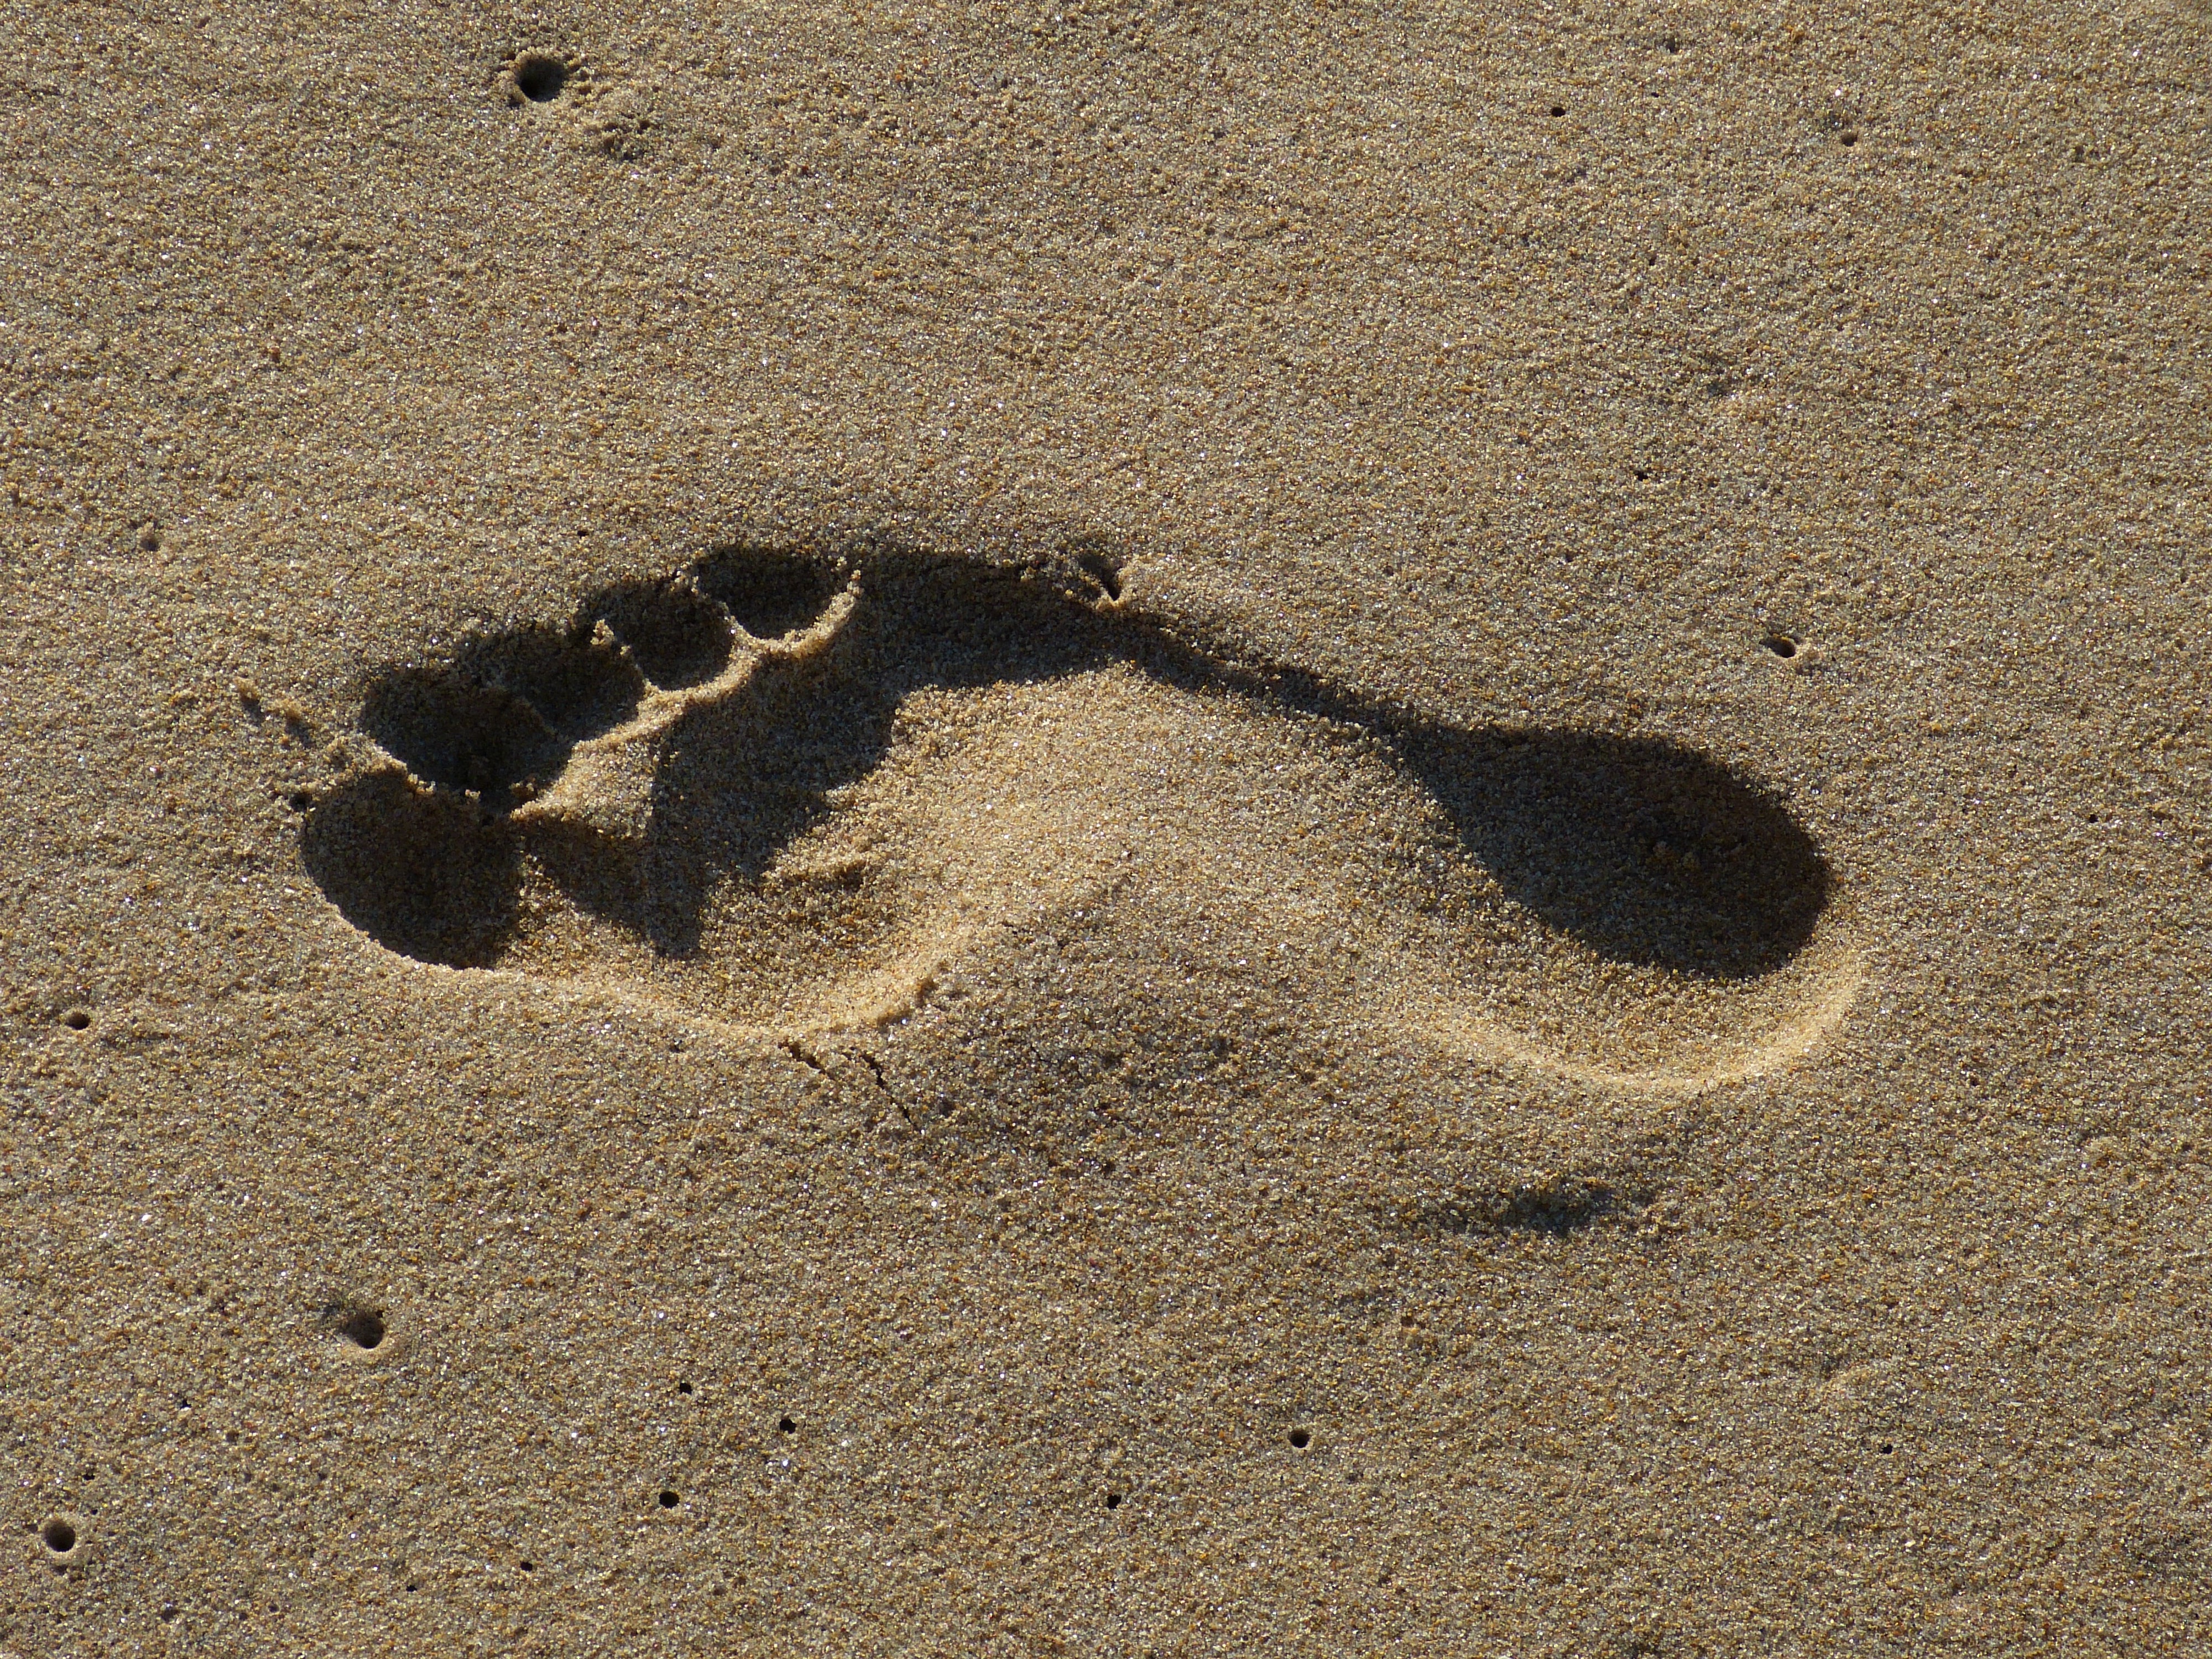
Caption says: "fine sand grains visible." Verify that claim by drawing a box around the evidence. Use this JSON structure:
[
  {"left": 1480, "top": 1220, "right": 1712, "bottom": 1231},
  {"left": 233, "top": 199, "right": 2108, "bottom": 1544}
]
[{"left": 3, "top": 3, "right": 2210, "bottom": 1655}]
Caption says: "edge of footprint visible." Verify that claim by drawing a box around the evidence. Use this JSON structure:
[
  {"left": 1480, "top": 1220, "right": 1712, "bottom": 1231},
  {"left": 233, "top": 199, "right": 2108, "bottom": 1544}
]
[
  {"left": 1404, "top": 945, "right": 1867, "bottom": 1097},
  {"left": 450, "top": 927, "right": 974, "bottom": 1049}
]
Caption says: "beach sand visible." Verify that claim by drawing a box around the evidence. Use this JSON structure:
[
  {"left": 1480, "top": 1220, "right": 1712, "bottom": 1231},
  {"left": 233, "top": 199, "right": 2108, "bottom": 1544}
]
[{"left": 3, "top": 2, "right": 2208, "bottom": 1651}]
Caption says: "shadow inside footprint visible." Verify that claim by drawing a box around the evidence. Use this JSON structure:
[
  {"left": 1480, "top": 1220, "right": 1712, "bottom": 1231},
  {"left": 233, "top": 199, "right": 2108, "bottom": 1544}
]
[
  {"left": 578, "top": 576, "right": 733, "bottom": 687},
  {"left": 1393, "top": 728, "right": 1828, "bottom": 979},
  {"left": 302, "top": 538, "right": 1832, "bottom": 995},
  {"left": 300, "top": 769, "right": 520, "bottom": 967},
  {"left": 450, "top": 622, "right": 645, "bottom": 740},
  {"left": 358, "top": 669, "right": 563, "bottom": 798},
  {"left": 695, "top": 549, "right": 848, "bottom": 642}
]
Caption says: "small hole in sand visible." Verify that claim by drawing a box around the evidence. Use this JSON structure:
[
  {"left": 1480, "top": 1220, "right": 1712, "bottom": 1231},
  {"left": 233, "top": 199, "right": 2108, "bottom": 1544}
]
[
  {"left": 514, "top": 54, "right": 566, "bottom": 102},
  {"left": 677, "top": 1381, "right": 693, "bottom": 1395},
  {"left": 286, "top": 790, "right": 314, "bottom": 812},
  {"left": 1879, "top": 1442, "right": 1893, "bottom": 1454},
  {"left": 520, "top": 1560, "right": 534, "bottom": 1572},
  {"left": 1548, "top": 105, "right": 1566, "bottom": 118},
  {"left": 1763, "top": 635, "right": 1798, "bottom": 659},
  {"left": 1288, "top": 1428, "right": 1312, "bottom": 1449},
  {"left": 658, "top": 1490, "right": 680, "bottom": 1509},
  {"left": 41, "top": 1519, "right": 76, "bottom": 1554},
  {"left": 61, "top": 1009, "right": 91, "bottom": 1032},
  {"left": 338, "top": 1308, "right": 387, "bottom": 1350},
  {"left": 778, "top": 1416, "right": 796, "bottom": 1434},
  {"left": 1104, "top": 1492, "right": 1121, "bottom": 1509},
  {"left": 1840, "top": 131, "right": 1858, "bottom": 147}
]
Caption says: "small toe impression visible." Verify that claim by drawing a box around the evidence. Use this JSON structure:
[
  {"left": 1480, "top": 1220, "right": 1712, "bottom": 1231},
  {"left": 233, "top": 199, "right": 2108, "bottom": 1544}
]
[
  {"left": 359, "top": 621, "right": 648, "bottom": 797},
  {"left": 300, "top": 769, "right": 520, "bottom": 967},
  {"left": 694, "top": 546, "right": 847, "bottom": 641},
  {"left": 581, "top": 576, "right": 733, "bottom": 687},
  {"left": 451, "top": 623, "right": 646, "bottom": 740},
  {"left": 359, "top": 669, "right": 564, "bottom": 798}
]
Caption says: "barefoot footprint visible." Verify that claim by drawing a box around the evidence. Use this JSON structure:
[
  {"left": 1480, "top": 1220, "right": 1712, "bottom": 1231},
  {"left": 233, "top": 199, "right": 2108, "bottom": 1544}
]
[{"left": 301, "top": 541, "right": 1859, "bottom": 1092}]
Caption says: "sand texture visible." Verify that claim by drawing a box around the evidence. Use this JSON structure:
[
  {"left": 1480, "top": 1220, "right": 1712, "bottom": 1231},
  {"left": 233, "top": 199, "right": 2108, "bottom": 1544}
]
[{"left": 3, "top": 2, "right": 2209, "bottom": 1652}]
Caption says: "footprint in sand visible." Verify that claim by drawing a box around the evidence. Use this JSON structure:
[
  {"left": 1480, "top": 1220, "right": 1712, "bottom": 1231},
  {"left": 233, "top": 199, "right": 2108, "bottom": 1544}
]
[{"left": 300, "top": 541, "right": 1858, "bottom": 1093}]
